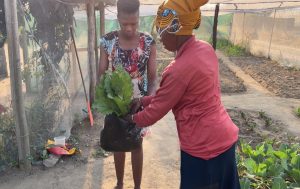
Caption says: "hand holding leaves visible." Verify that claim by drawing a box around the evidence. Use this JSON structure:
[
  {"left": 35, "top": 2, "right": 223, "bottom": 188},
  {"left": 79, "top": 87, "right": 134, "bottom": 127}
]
[
  {"left": 93, "top": 66, "right": 133, "bottom": 117},
  {"left": 123, "top": 114, "right": 134, "bottom": 124},
  {"left": 130, "top": 98, "right": 143, "bottom": 114}
]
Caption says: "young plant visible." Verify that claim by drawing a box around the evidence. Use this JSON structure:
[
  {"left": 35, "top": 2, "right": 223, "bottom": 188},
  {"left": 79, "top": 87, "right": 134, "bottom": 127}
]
[
  {"left": 296, "top": 107, "right": 300, "bottom": 117},
  {"left": 238, "top": 141, "right": 300, "bottom": 188},
  {"left": 210, "top": 38, "right": 248, "bottom": 56},
  {"left": 264, "top": 117, "right": 272, "bottom": 127},
  {"left": 258, "top": 111, "right": 266, "bottom": 119},
  {"left": 93, "top": 66, "right": 133, "bottom": 117},
  {"left": 259, "top": 110, "right": 272, "bottom": 127},
  {"left": 240, "top": 111, "right": 256, "bottom": 131}
]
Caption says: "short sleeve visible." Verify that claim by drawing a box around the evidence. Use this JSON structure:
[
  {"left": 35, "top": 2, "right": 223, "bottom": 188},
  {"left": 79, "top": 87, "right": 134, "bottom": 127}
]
[
  {"left": 99, "top": 37, "right": 107, "bottom": 51},
  {"left": 144, "top": 33, "right": 156, "bottom": 46},
  {"left": 99, "top": 31, "right": 117, "bottom": 55}
]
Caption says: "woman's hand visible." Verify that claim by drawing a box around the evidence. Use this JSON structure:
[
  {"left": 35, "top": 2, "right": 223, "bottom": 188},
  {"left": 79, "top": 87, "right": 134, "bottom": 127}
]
[
  {"left": 130, "top": 97, "right": 143, "bottom": 114},
  {"left": 123, "top": 114, "right": 134, "bottom": 123}
]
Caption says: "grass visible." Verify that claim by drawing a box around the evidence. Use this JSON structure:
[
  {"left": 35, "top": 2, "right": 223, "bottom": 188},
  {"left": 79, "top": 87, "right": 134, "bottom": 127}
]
[
  {"left": 240, "top": 111, "right": 257, "bottom": 131},
  {"left": 211, "top": 38, "right": 248, "bottom": 57},
  {"left": 296, "top": 107, "right": 300, "bottom": 117},
  {"left": 259, "top": 110, "right": 272, "bottom": 127},
  {"left": 0, "top": 110, "right": 18, "bottom": 172}
]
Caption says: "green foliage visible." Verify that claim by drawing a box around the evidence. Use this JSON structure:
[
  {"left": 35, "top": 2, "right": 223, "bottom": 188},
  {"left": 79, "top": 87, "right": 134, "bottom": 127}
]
[
  {"left": 259, "top": 110, "right": 273, "bottom": 127},
  {"left": 94, "top": 67, "right": 133, "bottom": 117},
  {"left": 238, "top": 141, "right": 300, "bottom": 188},
  {"left": 210, "top": 38, "right": 247, "bottom": 56},
  {"left": 25, "top": 99, "right": 54, "bottom": 161},
  {"left": 240, "top": 111, "right": 257, "bottom": 131},
  {"left": 272, "top": 177, "right": 287, "bottom": 189},
  {"left": 240, "top": 178, "right": 251, "bottom": 189},
  {"left": 0, "top": 110, "right": 18, "bottom": 172},
  {"left": 0, "top": 0, "right": 6, "bottom": 48},
  {"left": 296, "top": 107, "right": 300, "bottom": 117},
  {"left": 25, "top": 0, "right": 74, "bottom": 65}
]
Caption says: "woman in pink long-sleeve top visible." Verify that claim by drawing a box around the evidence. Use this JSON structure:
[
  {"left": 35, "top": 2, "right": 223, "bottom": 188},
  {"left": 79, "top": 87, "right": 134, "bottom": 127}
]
[{"left": 126, "top": 0, "right": 240, "bottom": 188}]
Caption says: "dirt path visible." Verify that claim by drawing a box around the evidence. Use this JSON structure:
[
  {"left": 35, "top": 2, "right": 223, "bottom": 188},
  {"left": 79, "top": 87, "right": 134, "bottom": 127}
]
[
  {"left": 0, "top": 113, "right": 180, "bottom": 189},
  {"left": 218, "top": 51, "right": 300, "bottom": 135},
  {"left": 100, "top": 113, "right": 180, "bottom": 189},
  {"left": 0, "top": 78, "right": 11, "bottom": 106}
]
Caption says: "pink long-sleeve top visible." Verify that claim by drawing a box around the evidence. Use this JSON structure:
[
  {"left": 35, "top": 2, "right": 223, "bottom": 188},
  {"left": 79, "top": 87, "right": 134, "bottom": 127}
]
[{"left": 133, "top": 36, "right": 239, "bottom": 160}]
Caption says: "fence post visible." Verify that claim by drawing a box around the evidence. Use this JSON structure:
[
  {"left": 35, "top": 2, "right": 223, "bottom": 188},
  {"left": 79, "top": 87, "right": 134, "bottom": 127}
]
[
  {"left": 94, "top": 7, "right": 99, "bottom": 74},
  {"left": 242, "top": 12, "right": 246, "bottom": 46},
  {"left": 4, "top": 0, "right": 31, "bottom": 171},
  {"left": 86, "top": 0, "right": 96, "bottom": 104},
  {"left": 97, "top": 1, "right": 105, "bottom": 80},
  {"left": 99, "top": 1, "right": 105, "bottom": 37},
  {"left": 212, "top": 3, "right": 220, "bottom": 50},
  {"left": 268, "top": 9, "right": 277, "bottom": 59}
]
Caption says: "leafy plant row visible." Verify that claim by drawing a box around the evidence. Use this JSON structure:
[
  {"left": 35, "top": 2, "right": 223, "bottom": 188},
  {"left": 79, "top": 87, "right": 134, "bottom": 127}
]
[{"left": 238, "top": 141, "right": 300, "bottom": 189}]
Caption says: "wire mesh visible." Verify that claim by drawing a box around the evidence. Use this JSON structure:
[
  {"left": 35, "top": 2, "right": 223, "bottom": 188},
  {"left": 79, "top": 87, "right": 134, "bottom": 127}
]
[{"left": 230, "top": 8, "right": 300, "bottom": 67}]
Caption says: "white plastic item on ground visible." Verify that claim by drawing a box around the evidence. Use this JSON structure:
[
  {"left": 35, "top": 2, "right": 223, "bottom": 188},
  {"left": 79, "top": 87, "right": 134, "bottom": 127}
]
[{"left": 54, "top": 136, "right": 66, "bottom": 146}]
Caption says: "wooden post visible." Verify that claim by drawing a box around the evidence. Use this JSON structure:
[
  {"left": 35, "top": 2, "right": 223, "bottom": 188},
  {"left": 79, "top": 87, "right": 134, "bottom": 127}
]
[
  {"left": 94, "top": 7, "right": 99, "bottom": 75},
  {"left": 4, "top": 0, "right": 31, "bottom": 171},
  {"left": 0, "top": 47, "right": 8, "bottom": 77},
  {"left": 20, "top": 22, "right": 30, "bottom": 92},
  {"left": 268, "top": 9, "right": 277, "bottom": 59},
  {"left": 86, "top": 0, "right": 96, "bottom": 104},
  {"left": 99, "top": 1, "right": 105, "bottom": 37},
  {"left": 71, "top": 42, "right": 78, "bottom": 98},
  {"left": 212, "top": 3, "right": 220, "bottom": 50},
  {"left": 242, "top": 12, "right": 246, "bottom": 45},
  {"left": 228, "top": 12, "right": 234, "bottom": 44},
  {"left": 97, "top": 1, "right": 105, "bottom": 80}
]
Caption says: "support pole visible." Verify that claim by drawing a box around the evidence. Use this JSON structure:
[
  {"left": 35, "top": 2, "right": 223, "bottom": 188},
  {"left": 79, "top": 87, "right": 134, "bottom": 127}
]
[
  {"left": 4, "top": 0, "right": 31, "bottom": 171},
  {"left": 94, "top": 7, "right": 98, "bottom": 73},
  {"left": 86, "top": 0, "right": 96, "bottom": 104},
  {"left": 212, "top": 3, "right": 220, "bottom": 50},
  {"left": 242, "top": 12, "right": 246, "bottom": 45},
  {"left": 99, "top": 2, "right": 105, "bottom": 37},
  {"left": 268, "top": 9, "right": 277, "bottom": 59},
  {"left": 97, "top": 1, "right": 105, "bottom": 79}
]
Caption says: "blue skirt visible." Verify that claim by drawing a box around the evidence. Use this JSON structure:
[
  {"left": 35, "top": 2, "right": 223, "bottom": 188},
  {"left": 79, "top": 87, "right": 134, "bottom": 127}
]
[{"left": 180, "top": 143, "right": 240, "bottom": 189}]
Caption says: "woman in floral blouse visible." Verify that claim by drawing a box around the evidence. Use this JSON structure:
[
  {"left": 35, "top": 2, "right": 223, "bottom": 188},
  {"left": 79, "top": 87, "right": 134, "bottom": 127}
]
[{"left": 98, "top": 0, "right": 156, "bottom": 188}]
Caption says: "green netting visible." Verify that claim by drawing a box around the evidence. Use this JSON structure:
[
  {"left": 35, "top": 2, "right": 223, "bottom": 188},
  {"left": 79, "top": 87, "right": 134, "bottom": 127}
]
[
  {"left": 195, "top": 13, "right": 233, "bottom": 41},
  {"left": 73, "top": 13, "right": 232, "bottom": 48},
  {"left": 74, "top": 15, "right": 156, "bottom": 48}
]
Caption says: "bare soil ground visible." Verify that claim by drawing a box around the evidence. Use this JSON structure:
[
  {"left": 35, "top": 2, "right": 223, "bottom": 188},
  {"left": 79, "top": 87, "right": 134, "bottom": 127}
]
[
  {"left": 227, "top": 108, "right": 298, "bottom": 147},
  {"left": 229, "top": 56, "right": 300, "bottom": 99},
  {"left": 219, "top": 59, "right": 246, "bottom": 94}
]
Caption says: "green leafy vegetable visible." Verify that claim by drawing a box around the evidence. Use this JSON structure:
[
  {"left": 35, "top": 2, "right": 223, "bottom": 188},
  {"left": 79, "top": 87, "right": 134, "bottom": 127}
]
[
  {"left": 93, "top": 66, "right": 133, "bottom": 117},
  {"left": 238, "top": 141, "right": 300, "bottom": 188},
  {"left": 272, "top": 177, "right": 287, "bottom": 189}
]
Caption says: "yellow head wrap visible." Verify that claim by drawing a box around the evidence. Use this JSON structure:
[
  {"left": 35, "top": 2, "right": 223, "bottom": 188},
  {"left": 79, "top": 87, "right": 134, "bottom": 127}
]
[{"left": 155, "top": 0, "right": 208, "bottom": 35}]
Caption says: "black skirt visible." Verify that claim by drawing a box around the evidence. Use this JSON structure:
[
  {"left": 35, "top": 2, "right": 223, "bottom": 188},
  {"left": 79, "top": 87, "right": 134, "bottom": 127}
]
[{"left": 180, "top": 143, "right": 240, "bottom": 189}]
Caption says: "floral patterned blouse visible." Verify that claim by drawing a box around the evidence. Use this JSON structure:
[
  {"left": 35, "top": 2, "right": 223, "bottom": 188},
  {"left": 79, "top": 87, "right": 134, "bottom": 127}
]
[{"left": 100, "top": 31, "right": 155, "bottom": 97}]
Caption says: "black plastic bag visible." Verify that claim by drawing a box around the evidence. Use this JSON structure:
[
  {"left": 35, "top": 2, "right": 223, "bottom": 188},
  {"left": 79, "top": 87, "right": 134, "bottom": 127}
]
[{"left": 100, "top": 114, "right": 142, "bottom": 152}]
